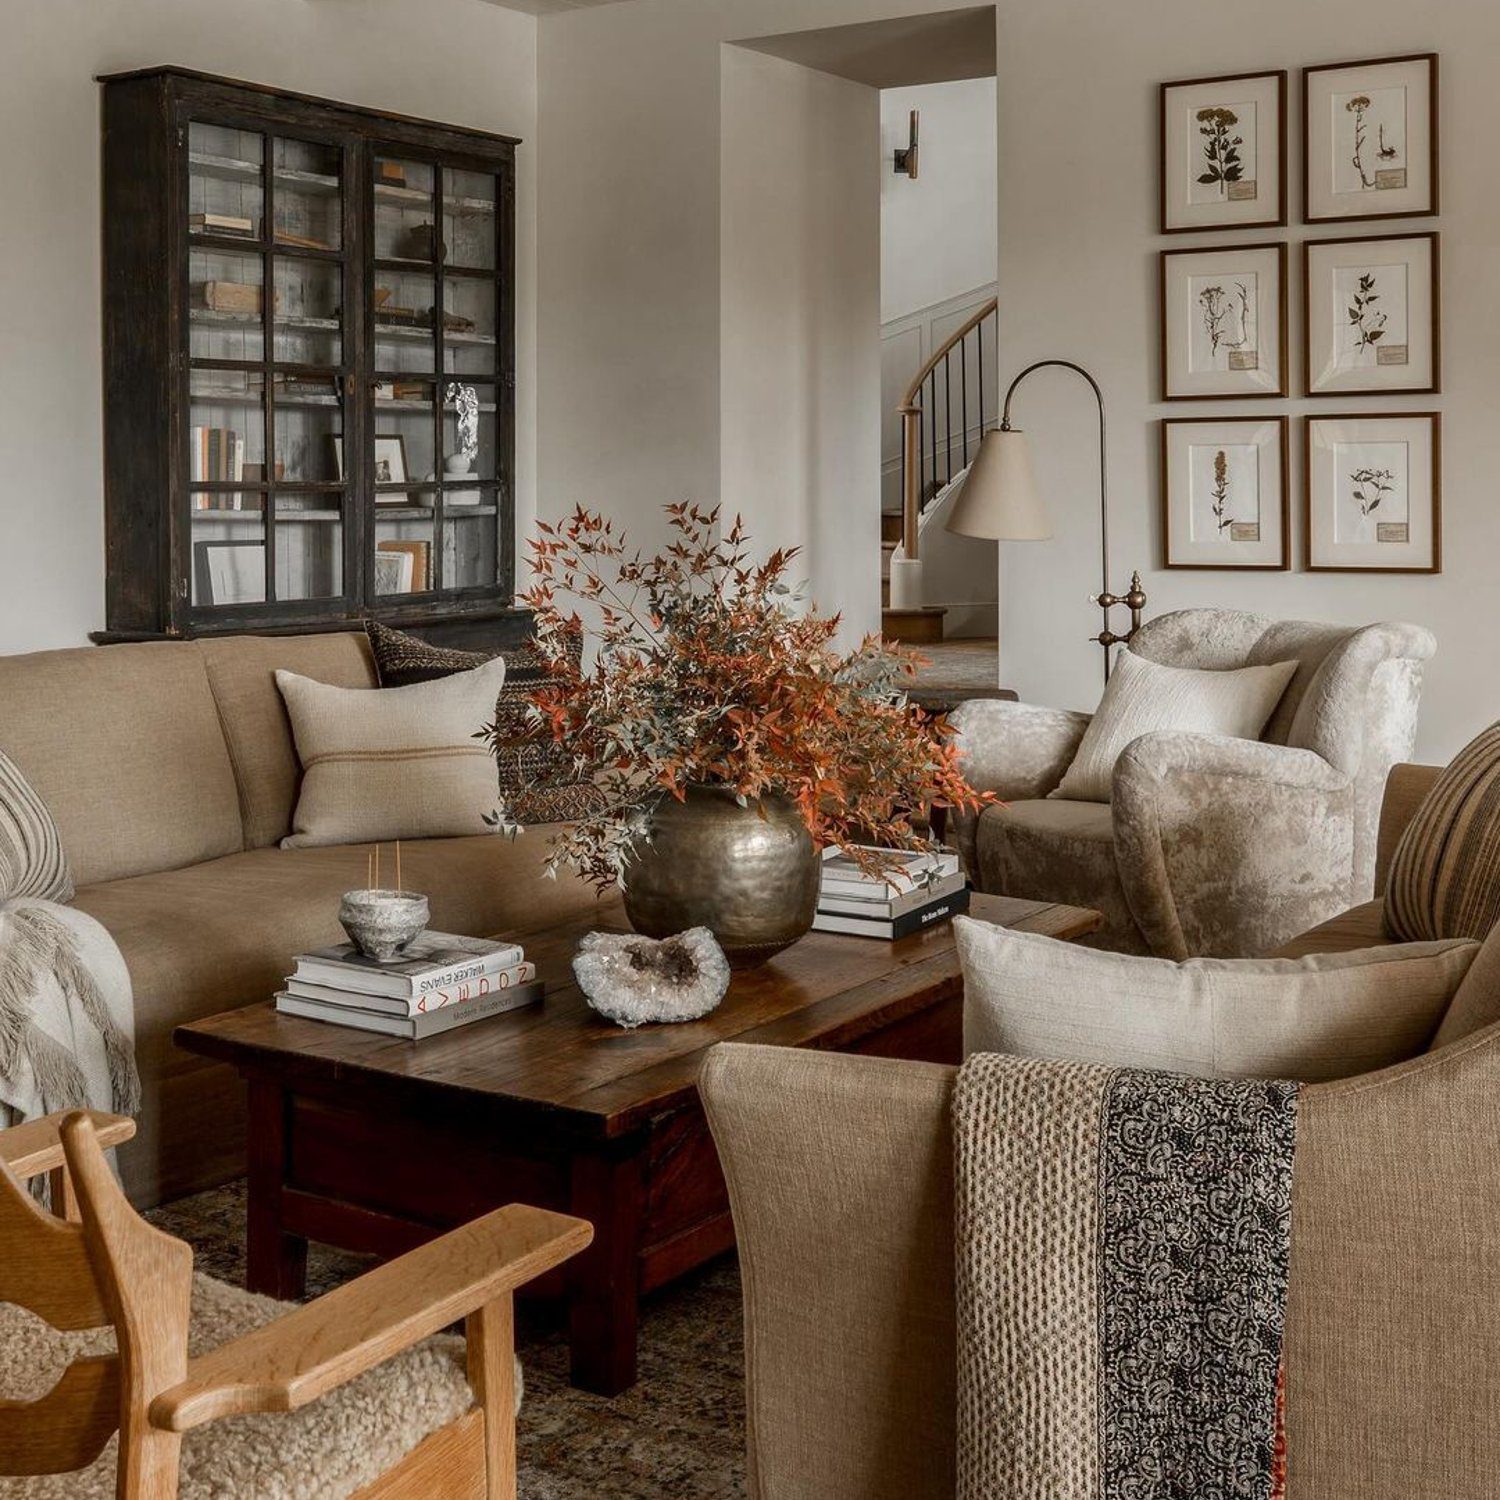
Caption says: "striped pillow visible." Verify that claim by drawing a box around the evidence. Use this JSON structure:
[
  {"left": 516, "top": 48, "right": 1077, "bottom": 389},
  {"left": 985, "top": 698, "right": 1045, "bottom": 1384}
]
[
  {"left": 1385, "top": 722, "right": 1500, "bottom": 942},
  {"left": 0, "top": 749, "right": 74, "bottom": 902}
]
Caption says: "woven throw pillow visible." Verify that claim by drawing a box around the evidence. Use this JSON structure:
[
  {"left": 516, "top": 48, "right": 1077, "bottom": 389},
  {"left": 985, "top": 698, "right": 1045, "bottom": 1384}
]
[
  {"left": 276, "top": 659, "right": 506, "bottom": 849},
  {"left": 0, "top": 750, "right": 73, "bottom": 903},
  {"left": 365, "top": 620, "right": 599, "bottom": 825},
  {"left": 1051, "top": 650, "right": 1298, "bottom": 802},
  {"left": 957, "top": 916, "right": 1478, "bottom": 1081},
  {"left": 1385, "top": 721, "right": 1500, "bottom": 943}
]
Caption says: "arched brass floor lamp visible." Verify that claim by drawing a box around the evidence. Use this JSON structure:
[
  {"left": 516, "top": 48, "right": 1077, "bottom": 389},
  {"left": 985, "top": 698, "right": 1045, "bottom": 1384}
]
[{"left": 946, "top": 359, "right": 1146, "bottom": 683}]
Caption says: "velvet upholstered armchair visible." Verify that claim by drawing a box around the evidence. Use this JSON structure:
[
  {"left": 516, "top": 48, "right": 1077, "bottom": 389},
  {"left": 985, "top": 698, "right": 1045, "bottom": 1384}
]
[{"left": 947, "top": 609, "right": 1436, "bottom": 959}]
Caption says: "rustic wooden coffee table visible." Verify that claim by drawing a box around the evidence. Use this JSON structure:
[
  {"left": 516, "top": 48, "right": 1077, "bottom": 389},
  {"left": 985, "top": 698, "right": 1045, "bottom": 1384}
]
[{"left": 177, "top": 892, "right": 1099, "bottom": 1394}]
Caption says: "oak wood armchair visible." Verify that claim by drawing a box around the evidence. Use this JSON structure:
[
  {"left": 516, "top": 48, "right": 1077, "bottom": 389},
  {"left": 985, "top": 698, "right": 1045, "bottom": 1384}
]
[{"left": 0, "top": 1111, "right": 591, "bottom": 1499}]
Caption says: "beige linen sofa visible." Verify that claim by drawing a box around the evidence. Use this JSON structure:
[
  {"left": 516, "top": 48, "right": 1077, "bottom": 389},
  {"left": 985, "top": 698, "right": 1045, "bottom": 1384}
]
[
  {"left": 0, "top": 632, "right": 601, "bottom": 1208},
  {"left": 948, "top": 609, "right": 1436, "bottom": 960},
  {"left": 702, "top": 763, "right": 1500, "bottom": 1500}
]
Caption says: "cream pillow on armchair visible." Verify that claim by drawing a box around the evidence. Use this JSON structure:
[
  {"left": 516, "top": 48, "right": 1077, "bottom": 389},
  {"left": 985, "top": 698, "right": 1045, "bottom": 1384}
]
[
  {"left": 276, "top": 657, "right": 505, "bottom": 849},
  {"left": 1051, "top": 649, "right": 1298, "bottom": 802}
]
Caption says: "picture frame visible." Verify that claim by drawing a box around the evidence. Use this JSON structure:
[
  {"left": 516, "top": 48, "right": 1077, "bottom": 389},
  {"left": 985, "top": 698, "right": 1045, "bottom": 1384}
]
[
  {"left": 193, "top": 539, "right": 266, "bottom": 606},
  {"left": 1160, "top": 70, "right": 1287, "bottom": 234},
  {"left": 1303, "top": 54, "right": 1437, "bottom": 223},
  {"left": 376, "top": 539, "right": 431, "bottom": 593},
  {"left": 1160, "top": 242, "right": 1287, "bottom": 400},
  {"left": 1160, "top": 415, "right": 1289, "bottom": 570},
  {"left": 1303, "top": 232, "right": 1439, "bottom": 396},
  {"left": 373, "top": 547, "right": 414, "bottom": 596},
  {"left": 1304, "top": 413, "right": 1440, "bottom": 574},
  {"left": 331, "top": 433, "right": 414, "bottom": 506}
]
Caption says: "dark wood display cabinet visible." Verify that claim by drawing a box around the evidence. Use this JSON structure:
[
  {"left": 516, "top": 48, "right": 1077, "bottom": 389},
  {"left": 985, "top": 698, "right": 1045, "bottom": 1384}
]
[{"left": 97, "top": 67, "right": 528, "bottom": 649}]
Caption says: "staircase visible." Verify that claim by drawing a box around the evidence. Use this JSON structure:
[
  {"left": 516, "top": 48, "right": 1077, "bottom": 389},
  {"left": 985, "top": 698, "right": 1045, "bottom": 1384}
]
[{"left": 881, "top": 296, "right": 998, "bottom": 645}]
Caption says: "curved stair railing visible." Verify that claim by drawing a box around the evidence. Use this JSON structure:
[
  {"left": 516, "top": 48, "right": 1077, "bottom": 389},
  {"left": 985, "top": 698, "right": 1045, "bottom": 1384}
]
[{"left": 892, "top": 297, "right": 997, "bottom": 609}]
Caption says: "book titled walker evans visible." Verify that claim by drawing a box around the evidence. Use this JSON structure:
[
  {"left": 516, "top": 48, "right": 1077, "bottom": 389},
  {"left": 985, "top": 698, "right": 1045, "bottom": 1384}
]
[
  {"left": 285, "top": 960, "right": 536, "bottom": 1017},
  {"left": 276, "top": 980, "right": 543, "bottom": 1040},
  {"left": 292, "top": 933, "right": 524, "bottom": 1001},
  {"left": 812, "top": 885, "right": 970, "bottom": 940}
]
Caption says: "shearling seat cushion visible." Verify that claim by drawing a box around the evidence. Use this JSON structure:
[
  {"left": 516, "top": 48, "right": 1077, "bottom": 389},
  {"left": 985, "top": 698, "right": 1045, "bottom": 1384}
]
[
  {"left": 1385, "top": 721, "right": 1500, "bottom": 943},
  {"left": 0, "top": 1272, "right": 500, "bottom": 1499}
]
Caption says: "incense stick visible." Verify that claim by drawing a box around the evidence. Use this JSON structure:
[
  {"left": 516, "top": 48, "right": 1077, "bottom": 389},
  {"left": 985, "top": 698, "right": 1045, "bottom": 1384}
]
[{"left": 396, "top": 840, "right": 402, "bottom": 893}]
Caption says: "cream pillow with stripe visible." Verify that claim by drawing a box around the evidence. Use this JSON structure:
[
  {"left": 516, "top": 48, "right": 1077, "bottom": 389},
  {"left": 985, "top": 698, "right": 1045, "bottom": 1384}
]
[
  {"left": 958, "top": 916, "right": 1478, "bottom": 1082},
  {"left": 276, "top": 658, "right": 506, "bottom": 850},
  {"left": 1051, "top": 649, "right": 1298, "bottom": 803},
  {"left": 1386, "top": 721, "right": 1500, "bottom": 944},
  {"left": 0, "top": 749, "right": 73, "bottom": 902}
]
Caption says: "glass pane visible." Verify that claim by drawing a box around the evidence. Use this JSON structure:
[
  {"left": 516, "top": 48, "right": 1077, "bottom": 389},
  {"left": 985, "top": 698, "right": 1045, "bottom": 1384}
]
[
  {"left": 273, "top": 138, "right": 341, "bottom": 252},
  {"left": 374, "top": 270, "right": 436, "bottom": 373},
  {"left": 188, "top": 122, "right": 262, "bottom": 241},
  {"left": 375, "top": 515, "right": 435, "bottom": 596},
  {"left": 190, "top": 521, "right": 266, "bottom": 608},
  {"left": 373, "top": 383, "right": 437, "bottom": 491},
  {"left": 444, "top": 167, "right": 497, "bottom": 271},
  {"left": 275, "top": 390, "right": 342, "bottom": 484},
  {"left": 443, "top": 278, "right": 496, "bottom": 376},
  {"left": 444, "top": 502, "right": 500, "bottom": 592},
  {"left": 274, "top": 257, "right": 342, "bottom": 365},
  {"left": 442, "top": 381, "right": 497, "bottom": 483},
  {"left": 276, "top": 494, "right": 344, "bottom": 600},
  {"left": 373, "top": 158, "right": 436, "bottom": 263},
  {"left": 190, "top": 248, "right": 263, "bottom": 360},
  {"left": 190, "top": 370, "right": 264, "bottom": 500}
]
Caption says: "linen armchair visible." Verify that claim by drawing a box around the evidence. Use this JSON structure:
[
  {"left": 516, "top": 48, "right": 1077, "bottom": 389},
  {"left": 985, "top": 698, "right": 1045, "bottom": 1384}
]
[{"left": 947, "top": 608, "right": 1435, "bottom": 958}]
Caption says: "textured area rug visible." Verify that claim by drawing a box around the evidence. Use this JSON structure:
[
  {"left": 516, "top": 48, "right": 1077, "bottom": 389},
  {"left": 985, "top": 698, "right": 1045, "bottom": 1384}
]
[{"left": 148, "top": 1182, "right": 747, "bottom": 1498}]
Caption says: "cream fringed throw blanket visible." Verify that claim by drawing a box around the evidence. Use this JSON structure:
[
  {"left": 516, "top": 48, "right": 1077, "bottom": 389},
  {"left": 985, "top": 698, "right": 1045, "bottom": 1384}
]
[
  {"left": 953, "top": 1053, "right": 1298, "bottom": 1500},
  {"left": 0, "top": 899, "right": 139, "bottom": 1132}
]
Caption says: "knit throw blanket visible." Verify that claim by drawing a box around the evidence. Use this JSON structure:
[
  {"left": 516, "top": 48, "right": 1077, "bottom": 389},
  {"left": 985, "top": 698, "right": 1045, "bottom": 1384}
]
[
  {"left": 954, "top": 1054, "right": 1299, "bottom": 1500},
  {"left": 0, "top": 901, "right": 139, "bottom": 1133}
]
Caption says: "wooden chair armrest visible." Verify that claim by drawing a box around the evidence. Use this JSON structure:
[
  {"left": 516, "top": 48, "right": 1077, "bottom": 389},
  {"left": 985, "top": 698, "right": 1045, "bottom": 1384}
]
[
  {"left": 0, "top": 1111, "right": 135, "bottom": 1181},
  {"left": 149, "top": 1204, "right": 591, "bottom": 1433}
]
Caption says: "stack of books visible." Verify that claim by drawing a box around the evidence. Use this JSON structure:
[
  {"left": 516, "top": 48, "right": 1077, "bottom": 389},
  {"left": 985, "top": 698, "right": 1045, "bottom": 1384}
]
[
  {"left": 812, "top": 846, "right": 969, "bottom": 939},
  {"left": 275, "top": 931, "right": 541, "bottom": 1039}
]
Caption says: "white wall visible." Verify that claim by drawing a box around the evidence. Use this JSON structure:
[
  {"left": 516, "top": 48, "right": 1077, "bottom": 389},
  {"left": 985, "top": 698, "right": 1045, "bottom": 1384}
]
[
  {"left": 0, "top": 0, "right": 537, "bottom": 653},
  {"left": 721, "top": 46, "right": 881, "bottom": 645},
  {"left": 880, "top": 77, "right": 997, "bottom": 323},
  {"left": 540, "top": 0, "right": 1496, "bottom": 762}
]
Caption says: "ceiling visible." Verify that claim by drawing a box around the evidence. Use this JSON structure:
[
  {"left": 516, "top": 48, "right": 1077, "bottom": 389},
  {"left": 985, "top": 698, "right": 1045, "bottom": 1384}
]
[{"left": 733, "top": 7, "right": 996, "bottom": 87}]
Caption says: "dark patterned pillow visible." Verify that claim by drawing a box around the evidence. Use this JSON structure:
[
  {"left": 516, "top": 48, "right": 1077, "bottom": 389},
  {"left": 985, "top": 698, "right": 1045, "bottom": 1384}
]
[{"left": 364, "top": 620, "right": 600, "bottom": 825}]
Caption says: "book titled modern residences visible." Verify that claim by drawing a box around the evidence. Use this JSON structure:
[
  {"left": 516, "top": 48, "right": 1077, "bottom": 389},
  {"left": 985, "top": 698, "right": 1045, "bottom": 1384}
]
[
  {"left": 284, "top": 960, "right": 537, "bottom": 1017},
  {"left": 292, "top": 932, "right": 524, "bottom": 1001}
]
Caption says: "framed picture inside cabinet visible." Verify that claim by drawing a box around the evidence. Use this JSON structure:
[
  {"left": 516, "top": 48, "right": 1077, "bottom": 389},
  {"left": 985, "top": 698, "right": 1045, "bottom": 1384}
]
[
  {"left": 1161, "top": 243, "right": 1287, "bottom": 400},
  {"left": 1161, "top": 416, "right": 1289, "bottom": 570},
  {"left": 1304, "top": 54, "right": 1437, "bottom": 222},
  {"left": 1160, "top": 70, "right": 1286, "bottom": 233},
  {"left": 1304, "top": 413, "right": 1440, "bottom": 573},
  {"left": 1304, "top": 233, "right": 1439, "bottom": 395}
]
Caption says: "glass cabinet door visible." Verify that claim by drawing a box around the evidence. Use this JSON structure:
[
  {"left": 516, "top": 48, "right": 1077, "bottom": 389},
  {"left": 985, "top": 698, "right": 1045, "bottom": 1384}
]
[
  {"left": 371, "top": 153, "right": 505, "bottom": 600},
  {"left": 186, "top": 124, "right": 350, "bottom": 614}
]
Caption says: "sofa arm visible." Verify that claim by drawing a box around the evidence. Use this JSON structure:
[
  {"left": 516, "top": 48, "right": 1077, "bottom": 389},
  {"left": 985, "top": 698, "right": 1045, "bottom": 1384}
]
[
  {"left": 1286, "top": 1019, "right": 1500, "bottom": 1495},
  {"left": 1112, "top": 731, "right": 1355, "bottom": 959},
  {"left": 701, "top": 1044, "right": 957, "bottom": 1500},
  {"left": 946, "top": 701, "right": 1091, "bottom": 873}
]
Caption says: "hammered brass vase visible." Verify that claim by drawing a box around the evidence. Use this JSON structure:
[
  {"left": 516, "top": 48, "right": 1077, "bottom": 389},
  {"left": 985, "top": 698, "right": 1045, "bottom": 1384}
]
[{"left": 621, "top": 785, "right": 820, "bottom": 968}]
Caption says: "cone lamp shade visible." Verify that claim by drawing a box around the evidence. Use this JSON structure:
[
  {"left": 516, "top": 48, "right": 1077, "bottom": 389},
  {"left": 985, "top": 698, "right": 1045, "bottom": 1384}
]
[{"left": 945, "top": 427, "right": 1052, "bottom": 541}]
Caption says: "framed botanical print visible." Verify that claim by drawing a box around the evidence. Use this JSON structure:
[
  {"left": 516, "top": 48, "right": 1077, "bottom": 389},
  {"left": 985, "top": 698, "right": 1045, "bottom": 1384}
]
[
  {"left": 1161, "top": 243, "right": 1287, "bottom": 400},
  {"left": 1304, "top": 413, "right": 1440, "bottom": 573},
  {"left": 1160, "top": 71, "right": 1286, "bottom": 233},
  {"left": 1161, "top": 416, "right": 1289, "bottom": 570},
  {"left": 1304, "top": 233, "right": 1439, "bottom": 395},
  {"left": 1303, "top": 54, "right": 1437, "bottom": 222}
]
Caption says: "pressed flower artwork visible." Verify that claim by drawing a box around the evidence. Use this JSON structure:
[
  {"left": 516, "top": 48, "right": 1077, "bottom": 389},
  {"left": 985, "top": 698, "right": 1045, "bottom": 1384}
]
[
  {"left": 1305, "top": 414, "right": 1439, "bottom": 573},
  {"left": 1305, "top": 234, "right": 1437, "bottom": 395},
  {"left": 1162, "top": 243, "right": 1285, "bottom": 399},
  {"left": 1162, "top": 73, "right": 1285, "bottom": 232},
  {"left": 1305, "top": 56, "right": 1436, "bottom": 222},
  {"left": 1162, "top": 417, "right": 1288, "bottom": 570}
]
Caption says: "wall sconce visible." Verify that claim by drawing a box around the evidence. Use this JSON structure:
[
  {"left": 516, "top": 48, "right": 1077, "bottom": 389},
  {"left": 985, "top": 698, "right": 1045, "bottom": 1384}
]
[{"left": 893, "top": 109, "right": 919, "bottom": 179}]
